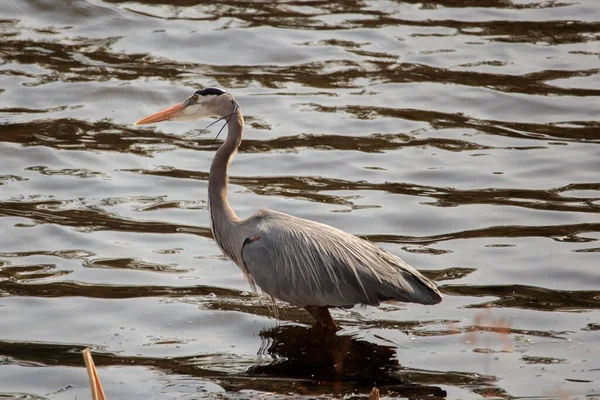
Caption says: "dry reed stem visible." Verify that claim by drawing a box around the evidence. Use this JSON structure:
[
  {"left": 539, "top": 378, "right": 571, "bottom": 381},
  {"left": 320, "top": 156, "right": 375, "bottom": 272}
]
[{"left": 82, "top": 348, "right": 107, "bottom": 400}]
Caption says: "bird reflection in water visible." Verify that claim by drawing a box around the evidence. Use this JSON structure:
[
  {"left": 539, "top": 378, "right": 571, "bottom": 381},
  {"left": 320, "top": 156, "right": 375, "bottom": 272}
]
[{"left": 246, "top": 325, "right": 447, "bottom": 398}]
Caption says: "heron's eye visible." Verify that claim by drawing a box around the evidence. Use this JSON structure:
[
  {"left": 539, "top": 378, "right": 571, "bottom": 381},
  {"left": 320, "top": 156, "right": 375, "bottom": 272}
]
[{"left": 192, "top": 95, "right": 199, "bottom": 102}]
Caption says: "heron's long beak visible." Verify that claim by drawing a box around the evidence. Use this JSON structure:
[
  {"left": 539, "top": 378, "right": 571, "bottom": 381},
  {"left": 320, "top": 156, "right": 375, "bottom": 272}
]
[{"left": 134, "top": 103, "right": 185, "bottom": 125}]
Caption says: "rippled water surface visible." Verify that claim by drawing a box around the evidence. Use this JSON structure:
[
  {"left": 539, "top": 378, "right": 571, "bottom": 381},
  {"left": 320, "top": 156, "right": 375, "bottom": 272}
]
[{"left": 1, "top": 0, "right": 599, "bottom": 399}]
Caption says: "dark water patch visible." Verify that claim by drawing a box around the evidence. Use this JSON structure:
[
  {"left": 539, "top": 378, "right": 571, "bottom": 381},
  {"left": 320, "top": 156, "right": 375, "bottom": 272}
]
[
  {"left": 107, "top": 0, "right": 384, "bottom": 28},
  {"left": 384, "top": 0, "right": 573, "bottom": 9},
  {"left": 370, "top": 222, "right": 600, "bottom": 245},
  {"left": 132, "top": 199, "right": 207, "bottom": 211},
  {"left": 572, "top": 247, "right": 600, "bottom": 253},
  {"left": 26, "top": 165, "right": 110, "bottom": 179},
  {"left": 0, "top": 106, "right": 69, "bottom": 114},
  {"left": 0, "top": 119, "right": 191, "bottom": 156},
  {"left": 359, "top": 17, "right": 600, "bottom": 45},
  {"left": 443, "top": 284, "right": 600, "bottom": 311},
  {"left": 97, "top": 195, "right": 206, "bottom": 212},
  {"left": 99, "top": 195, "right": 168, "bottom": 207},
  {"left": 125, "top": 167, "right": 356, "bottom": 207},
  {"left": 422, "top": 267, "right": 478, "bottom": 281},
  {"left": 308, "top": 104, "right": 600, "bottom": 143},
  {"left": 564, "top": 378, "right": 594, "bottom": 383},
  {"left": 152, "top": 248, "right": 183, "bottom": 255},
  {"left": 3, "top": 30, "right": 598, "bottom": 97},
  {"left": 126, "top": 167, "right": 600, "bottom": 215},
  {"left": 521, "top": 355, "right": 567, "bottom": 364},
  {"left": 0, "top": 175, "right": 27, "bottom": 185},
  {"left": 0, "top": 36, "right": 184, "bottom": 85},
  {"left": 105, "top": 0, "right": 574, "bottom": 13},
  {"left": 0, "top": 200, "right": 208, "bottom": 236},
  {"left": 0, "top": 394, "right": 48, "bottom": 400},
  {"left": 220, "top": 62, "right": 600, "bottom": 95},
  {"left": 1, "top": 195, "right": 598, "bottom": 251},
  {"left": 570, "top": 50, "right": 600, "bottom": 58},
  {"left": 0, "top": 281, "right": 242, "bottom": 299},
  {"left": 0, "top": 263, "right": 70, "bottom": 283},
  {"left": 407, "top": 322, "right": 570, "bottom": 340},
  {"left": 0, "top": 249, "right": 95, "bottom": 259},
  {"left": 340, "top": 317, "right": 457, "bottom": 335},
  {"left": 240, "top": 133, "right": 491, "bottom": 153},
  {"left": 106, "top": 0, "right": 600, "bottom": 48},
  {"left": 0, "top": 118, "right": 496, "bottom": 156},
  {"left": 401, "top": 246, "right": 452, "bottom": 255},
  {"left": 84, "top": 257, "right": 188, "bottom": 273}
]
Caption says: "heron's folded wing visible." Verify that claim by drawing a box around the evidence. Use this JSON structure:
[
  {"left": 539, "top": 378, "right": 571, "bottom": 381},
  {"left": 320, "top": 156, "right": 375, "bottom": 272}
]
[
  {"left": 240, "top": 232, "right": 372, "bottom": 307},
  {"left": 240, "top": 211, "right": 441, "bottom": 307}
]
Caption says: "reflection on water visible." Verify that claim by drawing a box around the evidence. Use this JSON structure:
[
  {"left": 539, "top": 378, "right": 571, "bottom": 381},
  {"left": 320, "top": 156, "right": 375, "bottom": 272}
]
[
  {"left": 0, "top": 326, "right": 452, "bottom": 398},
  {"left": 0, "top": 0, "right": 599, "bottom": 398}
]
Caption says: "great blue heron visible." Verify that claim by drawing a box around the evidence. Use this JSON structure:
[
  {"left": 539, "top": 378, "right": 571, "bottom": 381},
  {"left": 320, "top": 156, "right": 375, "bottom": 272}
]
[{"left": 135, "top": 87, "right": 442, "bottom": 330}]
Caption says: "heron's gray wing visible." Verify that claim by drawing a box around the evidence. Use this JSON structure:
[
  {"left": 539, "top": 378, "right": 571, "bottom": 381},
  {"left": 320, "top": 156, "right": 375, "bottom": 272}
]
[{"left": 240, "top": 210, "right": 441, "bottom": 308}]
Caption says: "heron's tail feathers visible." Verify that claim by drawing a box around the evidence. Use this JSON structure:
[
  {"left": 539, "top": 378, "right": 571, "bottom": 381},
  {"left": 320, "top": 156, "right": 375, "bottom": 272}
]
[{"left": 376, "top": 269, "right": 442, "bottom": 306}]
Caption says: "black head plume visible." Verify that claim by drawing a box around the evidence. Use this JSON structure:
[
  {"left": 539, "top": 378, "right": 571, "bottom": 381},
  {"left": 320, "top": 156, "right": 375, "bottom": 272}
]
[{"left": 195, "top": 87, "right": 226, "bottom": 97}]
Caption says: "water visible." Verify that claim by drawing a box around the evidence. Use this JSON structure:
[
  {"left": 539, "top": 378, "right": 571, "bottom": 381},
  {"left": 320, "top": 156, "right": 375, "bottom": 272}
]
[{"left": 0, "top": 0, "right": 599, "bottom": 398}]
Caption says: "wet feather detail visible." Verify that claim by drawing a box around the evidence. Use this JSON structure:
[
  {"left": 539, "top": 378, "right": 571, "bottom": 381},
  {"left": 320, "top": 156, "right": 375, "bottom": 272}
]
[{"left": 235, "top": 209, "right": 442, "bottom": 308}]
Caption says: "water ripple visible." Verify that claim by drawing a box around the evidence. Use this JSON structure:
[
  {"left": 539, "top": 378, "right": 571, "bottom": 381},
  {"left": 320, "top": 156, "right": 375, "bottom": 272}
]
[{"left": 1, "top": 0, "right": 599, "bottom": 398}]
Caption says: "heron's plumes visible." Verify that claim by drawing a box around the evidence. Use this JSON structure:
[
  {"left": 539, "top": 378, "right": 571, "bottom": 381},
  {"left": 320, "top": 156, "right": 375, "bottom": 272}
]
[
  {"left": 238, "top": 210, "right": 442, "bottom": 309},
  {"left": 196, "top": 87, "right": 227, "bottom": 96}
]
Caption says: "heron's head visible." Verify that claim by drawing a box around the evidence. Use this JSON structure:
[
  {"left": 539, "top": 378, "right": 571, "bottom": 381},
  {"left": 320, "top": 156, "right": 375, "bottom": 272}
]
[{"left": 134, "top": 87, "right": 236, "bottom": 125}]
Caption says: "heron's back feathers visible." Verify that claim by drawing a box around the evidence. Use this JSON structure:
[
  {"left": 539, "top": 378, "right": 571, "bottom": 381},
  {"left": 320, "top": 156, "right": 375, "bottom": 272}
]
[{"left": 239, "top": 209, "right": 442, "bottom": 308}]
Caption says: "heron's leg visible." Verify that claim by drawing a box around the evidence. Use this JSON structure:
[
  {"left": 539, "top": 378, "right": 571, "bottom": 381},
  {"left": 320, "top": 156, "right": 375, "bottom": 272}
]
[{"left": 304, "top": 306, "right": 339, "bottom": 331}]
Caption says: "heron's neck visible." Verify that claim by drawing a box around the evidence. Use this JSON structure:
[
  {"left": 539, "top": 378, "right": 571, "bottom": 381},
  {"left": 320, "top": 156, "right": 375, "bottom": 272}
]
[{"left": 209, "top": 107, "right": 244, "bottom": 226}]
